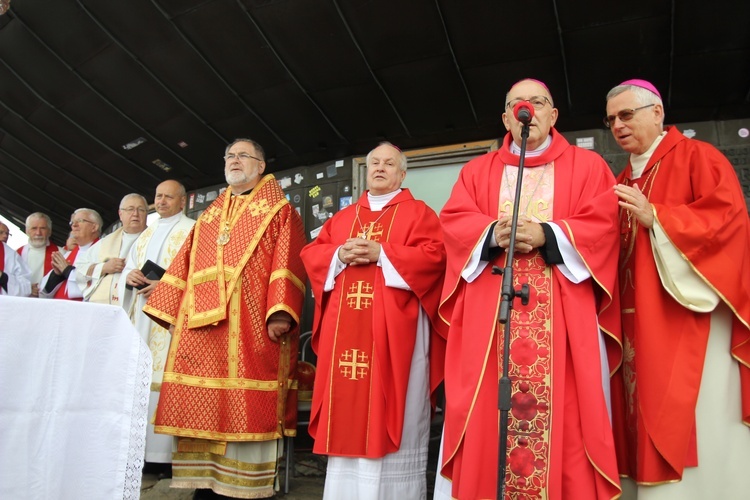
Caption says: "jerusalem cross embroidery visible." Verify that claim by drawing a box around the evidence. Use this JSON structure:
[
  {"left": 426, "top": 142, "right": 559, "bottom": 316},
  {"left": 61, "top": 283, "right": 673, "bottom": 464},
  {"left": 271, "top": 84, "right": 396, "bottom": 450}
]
[
  {"left": 360, "top": 222, "right": 384, "bottom": 241},
  {"left": 248, "top": 199, "right": 270, "bottom": 216},
  {"left": 338, "top": 348, "right": 370, "bottom": 381},
  {"left": 201, "top": 205, "right": 221, "bottom": 224},
  {"left": 347, "top": 280, "right": 374, "bottom": 310}
]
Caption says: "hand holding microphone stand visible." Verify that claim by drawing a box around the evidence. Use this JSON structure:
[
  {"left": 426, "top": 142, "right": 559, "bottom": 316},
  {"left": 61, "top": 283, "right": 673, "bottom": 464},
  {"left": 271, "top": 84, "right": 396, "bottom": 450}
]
[{"left": 491, "top": 100, "right": 535, "bottom": 499}]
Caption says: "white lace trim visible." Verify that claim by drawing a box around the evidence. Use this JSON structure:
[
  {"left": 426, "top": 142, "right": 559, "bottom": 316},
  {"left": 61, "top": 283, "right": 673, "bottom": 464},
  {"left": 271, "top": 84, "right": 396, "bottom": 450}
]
[{"left": 122, "top": 339, "right": 153, "bottom": 499}]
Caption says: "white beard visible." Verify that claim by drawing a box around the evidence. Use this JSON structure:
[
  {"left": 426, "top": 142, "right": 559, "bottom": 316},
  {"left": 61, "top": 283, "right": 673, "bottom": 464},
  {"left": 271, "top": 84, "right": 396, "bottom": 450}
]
[{"left": 29, "top": 238, "right": 48, "bottom": 249}]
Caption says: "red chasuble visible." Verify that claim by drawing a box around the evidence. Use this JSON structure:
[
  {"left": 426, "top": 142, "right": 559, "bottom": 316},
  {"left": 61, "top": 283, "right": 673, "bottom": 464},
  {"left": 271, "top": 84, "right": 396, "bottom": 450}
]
[
  {"left": 300, "top": 189, "right": 446, "bottom": 458},
  {"left": 144, "top": 175, "right": 307, "bottom": 443},
  {"left": 611, "top": 126, "right": 750, "bottom": 483},
  {"left": 439, "top": 129, "right": 622, "bottom": 499}
]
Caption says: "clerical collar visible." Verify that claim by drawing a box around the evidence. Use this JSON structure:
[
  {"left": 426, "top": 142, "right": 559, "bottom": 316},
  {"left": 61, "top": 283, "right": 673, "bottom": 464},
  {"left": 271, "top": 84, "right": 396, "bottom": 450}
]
[
  {"left": 630, "top": 131, "right": 667, "bottom": 179},
  {"left": 510, "top": 134, "right": 552, "bottom": 157},
  {"left": 368, "top": 189, "right": 401, "bottom": 211},
  {"left": 158, "top": 212, "right": 182, "bottom": 225}
]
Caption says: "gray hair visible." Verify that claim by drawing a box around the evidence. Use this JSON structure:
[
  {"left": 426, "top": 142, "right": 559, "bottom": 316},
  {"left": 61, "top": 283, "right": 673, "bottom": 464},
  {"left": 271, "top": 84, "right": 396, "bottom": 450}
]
[
  {"left": 74, "top": 208, "right": 103, "bottom": 236},
  {"left": 26, "top": 212, "right": 52, "bottom": 231},
  {"left": 119, "top": 193, "right": 148, "bottom": 208},
  {"left": 366, "top": 142, "right": 408, "bottom": 171},
  {"left": 606, "top": 84, "right": 665, "bottom": 124},
  {"left": 225, "top": 138, "right": 265, "bottom": 161}
]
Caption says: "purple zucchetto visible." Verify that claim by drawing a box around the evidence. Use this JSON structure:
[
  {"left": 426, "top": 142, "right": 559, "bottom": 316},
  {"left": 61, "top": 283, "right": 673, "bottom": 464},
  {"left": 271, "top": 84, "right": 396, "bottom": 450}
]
[{"left": 619, "top": 79, "right": 662, "bottom": 99}]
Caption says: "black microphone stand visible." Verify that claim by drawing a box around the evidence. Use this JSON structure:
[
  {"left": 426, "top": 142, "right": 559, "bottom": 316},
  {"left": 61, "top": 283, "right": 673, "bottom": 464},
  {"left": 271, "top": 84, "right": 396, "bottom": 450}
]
[{"left": 492, "top": 119, "right": 532, "bottom": 499}]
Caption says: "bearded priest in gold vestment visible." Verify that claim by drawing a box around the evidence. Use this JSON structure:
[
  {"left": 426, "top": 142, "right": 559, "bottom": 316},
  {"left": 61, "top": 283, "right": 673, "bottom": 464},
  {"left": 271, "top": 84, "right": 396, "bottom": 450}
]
[{"left": 144, "top": 138, "right": 308, "bottom": 499}]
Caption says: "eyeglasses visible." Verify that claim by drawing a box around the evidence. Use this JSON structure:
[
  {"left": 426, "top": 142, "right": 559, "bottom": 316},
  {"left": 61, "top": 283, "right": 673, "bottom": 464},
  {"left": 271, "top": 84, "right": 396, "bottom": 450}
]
[
  {"left": 69, "top": 218, "right": 94, "bottom": 226},
  {"left": 506, "top": 96, "right": 552, "bottom": 110},
  {"left": 119, "top": 207, "right": 148, "bottom": 214},
  {"left": 224, "top": 152, "right": 263, "bottom": 162},
  {"left": 604, "top": 104, "right": 655, "bottom": 128}
]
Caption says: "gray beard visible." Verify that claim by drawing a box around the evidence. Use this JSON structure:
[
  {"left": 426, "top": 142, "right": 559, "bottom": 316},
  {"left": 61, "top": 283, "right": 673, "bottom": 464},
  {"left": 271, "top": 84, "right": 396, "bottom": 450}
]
[
  {"left": 29, "top": 238, "right": 48, "bottom": 249},
  {"left": 225, "top": 170, "right": 249, "bottom": 186}
]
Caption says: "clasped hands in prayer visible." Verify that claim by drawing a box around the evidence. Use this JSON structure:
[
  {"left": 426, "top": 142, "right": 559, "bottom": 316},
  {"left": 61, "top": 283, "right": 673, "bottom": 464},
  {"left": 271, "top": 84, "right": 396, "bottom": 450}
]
[
  {"left": 51, "top": 250, "right": 74, "bottom": 276},
  {"left": 338, "top": 237, "right": 381, "bottom": 266},
  {"left": 494, "top": 215, "right": 545, "bottom": 253}
]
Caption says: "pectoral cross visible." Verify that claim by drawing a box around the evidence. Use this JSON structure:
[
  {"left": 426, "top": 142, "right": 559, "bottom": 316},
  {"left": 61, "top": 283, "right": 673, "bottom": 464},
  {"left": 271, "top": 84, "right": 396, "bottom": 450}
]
[{"left": 361, "top": 222, "right": 384, "bottom": 241}]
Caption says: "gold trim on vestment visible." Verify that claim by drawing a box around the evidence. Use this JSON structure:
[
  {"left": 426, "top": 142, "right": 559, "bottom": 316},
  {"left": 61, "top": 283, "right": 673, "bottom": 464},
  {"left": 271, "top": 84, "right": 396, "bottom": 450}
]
[
  {"left": 161, "top": 372, "right": 286, "bottom": 390},
  {"left": 191, "top": 267, "right": 218, "bottom": 285},
  {"left": 177, "top": 438, "right": 228, "bottom": 455},
  {"left": 174, "top": 451, "right": 277, "bottom": 472},
  {"left": 228, "top": 284, "right": 241, "bottom": 379},
  {"left": 142, "top": 304, "right": 177, "bottom": 329},
  {"left": 154, "top": 425, "right": 282, "bottom": 442},
  {"left": 585, "top": 446, "right": 623, "bottom": 498},
  {"left": 559, "top": 219, "right": 623, "bottom": 374},
  {"left": 652, "top": 211, "right": 750, "bottom": 335},
  {"left": 277, "top": 324, "right": 293, "bottom": 437},
  {"left": 270, "top": 269, "right": 306, "bottom": 294},
  {"left": 172, "top": 468, "right": 275, "bottom": 488},
  {"left": 186, "top": 177, "right": 289, "bottom": 329},
  {"left": 267, "top": 304, "right": 300, "bottom": 325},
  {"left": 437, "top": 220, "right": 496, "bottom": 328},
  {"left": 618, "top": 473, "right": 681, "bottom": 486},
  {"left": 444, "top": 262, "right": 504, "bottom": 468},
  {"left": 160, "top": 272, "right": 186, "bottom": 290}
]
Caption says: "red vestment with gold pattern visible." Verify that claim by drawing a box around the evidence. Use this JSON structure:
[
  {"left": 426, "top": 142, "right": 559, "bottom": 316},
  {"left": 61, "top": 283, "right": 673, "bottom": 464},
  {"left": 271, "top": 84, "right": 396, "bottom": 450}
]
[
  {"left": 300, "top": 189, "right": 446, "bottom": 458},
  {"left": 144, "top": 175, "right": 307, "bottom": 444},
  {"left": 611, "top": 126, "right": 750, "bottom": 483},
  {"left": 439, "top": 129, "right": 622, "bottom": 499}
]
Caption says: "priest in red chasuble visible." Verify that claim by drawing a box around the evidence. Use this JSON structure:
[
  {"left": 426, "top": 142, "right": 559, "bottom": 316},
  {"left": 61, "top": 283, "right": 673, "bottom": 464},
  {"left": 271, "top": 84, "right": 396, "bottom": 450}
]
[
  {"left": 300, "top": 142, "right": 446, "bottom": 499},
  {"left": 143, "top": 138, "right": 307, "bottom": 499},
  {"left": 434, "top": 79, "right": 622, "bottom": 500},
  {"left": 606, "top": 80, "right": 750, "bottom": 500}
]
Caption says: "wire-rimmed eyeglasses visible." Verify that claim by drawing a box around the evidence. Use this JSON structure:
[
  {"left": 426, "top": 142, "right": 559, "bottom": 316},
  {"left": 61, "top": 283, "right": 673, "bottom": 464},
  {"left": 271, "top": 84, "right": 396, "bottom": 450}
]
[
  {"left": 604, "top": 104, "right": 655, "bottom": 128},
  {"left": 69, "top": 218, "right": 94, "bottom": 226}
]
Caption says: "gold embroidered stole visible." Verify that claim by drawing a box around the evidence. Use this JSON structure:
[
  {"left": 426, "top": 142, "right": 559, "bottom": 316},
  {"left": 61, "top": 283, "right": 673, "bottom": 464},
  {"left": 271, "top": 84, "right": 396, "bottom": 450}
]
[
  {"left": 324, "top": 204, "right": 398, "bottom": 455},
  {"left": 88, "top": 229, "right": 123, "bottom": 304},
  {"left": 498, "top": 163, "right": 555, "bottom": 495},
  {"left": 185, "top": 176, "right": 287, "bottom": 329}
]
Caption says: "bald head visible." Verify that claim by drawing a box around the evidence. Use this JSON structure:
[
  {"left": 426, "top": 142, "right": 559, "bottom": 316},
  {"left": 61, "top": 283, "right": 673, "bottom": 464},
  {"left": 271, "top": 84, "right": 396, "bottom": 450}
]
[{"left": 0, "top": 222, "right": 9, "bottom": 243}]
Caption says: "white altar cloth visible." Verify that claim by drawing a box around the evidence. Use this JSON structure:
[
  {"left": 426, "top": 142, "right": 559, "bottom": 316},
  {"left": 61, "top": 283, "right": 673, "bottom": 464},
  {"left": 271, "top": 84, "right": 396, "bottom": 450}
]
[{"left": 0, "top": 296, "right": 152, "bottom": 499}]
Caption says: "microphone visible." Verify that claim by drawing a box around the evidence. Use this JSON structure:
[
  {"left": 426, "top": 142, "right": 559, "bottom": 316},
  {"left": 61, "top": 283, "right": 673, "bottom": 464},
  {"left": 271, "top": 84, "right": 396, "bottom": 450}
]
[{"left": 513, "top": 101, "right": 534, "bottom": 125}]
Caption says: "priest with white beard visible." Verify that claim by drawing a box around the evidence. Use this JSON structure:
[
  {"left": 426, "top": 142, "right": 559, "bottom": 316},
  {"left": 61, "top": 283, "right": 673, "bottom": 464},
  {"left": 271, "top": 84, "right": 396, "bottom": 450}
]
[
  {"left": 119, "top": 179, "right": 195, "bottom": 468},
  {"left": 16, "top": 212, "right": 60, "bottom": 297}
]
